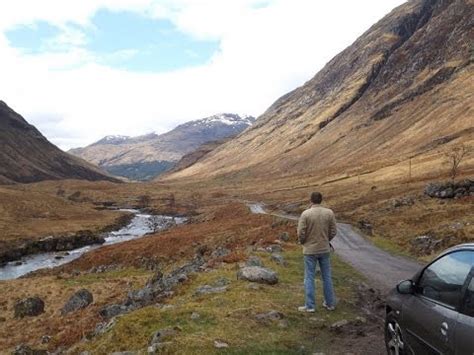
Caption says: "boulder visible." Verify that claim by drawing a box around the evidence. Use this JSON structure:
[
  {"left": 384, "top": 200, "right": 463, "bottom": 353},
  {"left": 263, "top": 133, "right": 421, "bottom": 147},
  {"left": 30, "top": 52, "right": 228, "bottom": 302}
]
[
  {"left": 237, "top": 266, "right": 278, "bottom": 285},
  {"left": 246, "top": 255, "right": 264, "bottom": 267},
  {"left": 14, "top": 297, "right": 45, "bottom": 318},
  {"left": 61, "top": 289, "right": 93, "bottom": 314}
]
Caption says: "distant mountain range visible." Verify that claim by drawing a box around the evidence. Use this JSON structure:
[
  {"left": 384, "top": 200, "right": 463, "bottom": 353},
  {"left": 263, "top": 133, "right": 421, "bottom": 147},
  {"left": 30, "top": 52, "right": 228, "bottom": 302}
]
[
  {"left": 69, "top": 113, "right": 255, "bottom": 181},
  {"left": 165, "top": 0, "right": 474, "bottom": 182},
  {"left": 0, "top": 101, "right": 117, "bottom": 184}
]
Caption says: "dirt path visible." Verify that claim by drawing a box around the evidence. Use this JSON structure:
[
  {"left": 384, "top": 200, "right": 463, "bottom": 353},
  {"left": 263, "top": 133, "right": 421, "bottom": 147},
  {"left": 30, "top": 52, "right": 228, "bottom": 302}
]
[{"left": 249, "top": 203, "right": 422, "bottom": 293}]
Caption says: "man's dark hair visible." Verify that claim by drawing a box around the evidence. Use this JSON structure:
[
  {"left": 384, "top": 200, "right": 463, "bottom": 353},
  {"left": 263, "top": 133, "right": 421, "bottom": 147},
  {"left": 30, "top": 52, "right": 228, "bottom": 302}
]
[{"left": 310, "top": 192, "right": 323, "bottom": 204}]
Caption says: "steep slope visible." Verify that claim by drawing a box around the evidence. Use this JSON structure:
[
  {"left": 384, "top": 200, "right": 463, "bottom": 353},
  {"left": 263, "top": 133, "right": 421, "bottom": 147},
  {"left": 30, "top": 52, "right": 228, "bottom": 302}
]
[
  {"left": 70, "top": 114, "right": 255, "bottom": 180},
  {"left": 0, "top": 101, "right": 118, "bottom": 184},
  {"left": 166, "top": 0, "right": 473, "bottom": 183}
]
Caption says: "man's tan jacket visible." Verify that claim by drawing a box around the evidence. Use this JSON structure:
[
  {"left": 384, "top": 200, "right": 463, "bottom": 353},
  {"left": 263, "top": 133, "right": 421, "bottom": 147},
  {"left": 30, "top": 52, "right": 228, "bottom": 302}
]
[{"left": 297, "top": 205, "right": 337, "bottom": 255}]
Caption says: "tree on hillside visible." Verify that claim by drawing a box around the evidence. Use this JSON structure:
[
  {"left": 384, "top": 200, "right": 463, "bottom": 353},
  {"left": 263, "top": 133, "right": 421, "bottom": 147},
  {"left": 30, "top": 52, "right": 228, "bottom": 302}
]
[{"left": 445, "top": 144, "right": 469, "bottom": 181}]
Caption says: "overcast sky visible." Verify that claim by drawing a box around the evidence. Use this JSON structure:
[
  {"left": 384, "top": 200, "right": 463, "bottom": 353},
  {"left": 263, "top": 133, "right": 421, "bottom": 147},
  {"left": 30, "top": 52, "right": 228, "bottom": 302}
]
[{"left": 0, "top": 0, "right": 405, "bottom": 150}]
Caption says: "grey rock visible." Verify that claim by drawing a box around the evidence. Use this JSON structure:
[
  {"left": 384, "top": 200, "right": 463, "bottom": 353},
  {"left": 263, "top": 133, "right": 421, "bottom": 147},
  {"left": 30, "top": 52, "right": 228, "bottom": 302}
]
[
  {"left": 255, "top": 310, "right": 285, "bottom": 322},
  {"left": 40, "top": 335, "right": 51, "bottom": 344},
  {"left": 211, "top": 246, "right": 230, "bottom": 258},
  {"left": 279, "top": 232, "right": 290, "bottom": 242},
  {"left": 61, "top": 289, "right": 93, "bottom": 314},
  {"left": 94, "top": 318, "right": 117, "bottom": 336},
  {"left": 99, "top": 304, "right": 129, "bottom": 319},
  {"left": 237, "top": 266, "right": 278, "bottom": 285},
  {"left": 147, "top": 342, "right": 172, "bottom": 354},
  {"left": 194, "top": 285, "right": 227, "bottom": 296},
  {"left": 214, "top": 340, "right": 229, "bottom": 348},
  {"left": 271, "top": 253, "right": 287, "bottom": 266},
  {"left": 213, "top": 276, "right": 230, "bottom": 287},
  {"left": 246, "top": 255, "right": 264, "bottom": 267},
  {"left": 330, "top": 319, "right": 349, "bottom": 332},
  {"left": 14, "top": 297, "right": 45, "bottom": 318},
  {"left": 12, "top": 345, "right": 47, "bottom": 355},
  {"left": 190, "top": 312, "right": 201, "bottom": 320},
  {"left": 266, "top": 244, "right": 282, "bottom": 253}
]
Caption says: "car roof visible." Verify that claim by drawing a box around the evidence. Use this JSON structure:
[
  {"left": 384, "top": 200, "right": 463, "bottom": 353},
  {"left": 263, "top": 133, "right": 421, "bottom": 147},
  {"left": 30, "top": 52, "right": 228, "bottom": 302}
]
[{"left": 440, "top": 243, "right": 474, "bottom": 257}]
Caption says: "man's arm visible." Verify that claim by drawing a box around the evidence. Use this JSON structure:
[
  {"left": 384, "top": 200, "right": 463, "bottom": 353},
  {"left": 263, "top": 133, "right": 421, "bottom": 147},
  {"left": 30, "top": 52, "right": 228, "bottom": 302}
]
[
  {"left": 328, "top": 212, "right": 337, "bottom": 241},
  {"left": 297, "top": 213, "right": 307, "bottom": 244}
]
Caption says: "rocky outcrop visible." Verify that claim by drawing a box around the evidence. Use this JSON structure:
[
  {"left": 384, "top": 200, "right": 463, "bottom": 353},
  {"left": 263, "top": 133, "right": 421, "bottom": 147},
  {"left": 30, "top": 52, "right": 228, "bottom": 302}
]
[
  {"left": 99, "top": 256, "right": 205, "bottom": 320},
  {"left": 61, "top": 289, "right": 93, "bottom": 314},
  {"left": 0, "top": 231, "right": 105, "bottom": 265},
  {"left": 424, "top": 179, "right": 474, "bottom": 199}
]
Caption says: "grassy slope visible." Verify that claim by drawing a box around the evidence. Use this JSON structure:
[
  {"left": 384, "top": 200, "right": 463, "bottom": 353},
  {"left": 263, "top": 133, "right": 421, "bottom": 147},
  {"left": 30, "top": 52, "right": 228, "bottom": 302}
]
[{"left": 71, "top": 249, "right": 378, "bottom": 355}]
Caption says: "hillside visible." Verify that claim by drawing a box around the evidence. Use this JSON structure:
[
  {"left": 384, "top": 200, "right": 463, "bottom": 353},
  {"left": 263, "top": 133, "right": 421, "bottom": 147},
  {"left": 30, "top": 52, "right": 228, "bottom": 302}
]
[
  {"left": 70, "top": 114, "right": 255, "bottom": 181},
  {"left": 165, "top": 0, "right": 473, "bottom": 183},
  {"left": 0, "top": 101, "right": 118, "bottom": 184}
]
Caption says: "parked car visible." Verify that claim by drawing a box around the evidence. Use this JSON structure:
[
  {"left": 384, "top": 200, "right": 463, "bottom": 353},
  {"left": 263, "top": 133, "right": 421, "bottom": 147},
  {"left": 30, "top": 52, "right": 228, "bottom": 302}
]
[{"left": 385, "top": 243, "right": 474, "bottom": 354}]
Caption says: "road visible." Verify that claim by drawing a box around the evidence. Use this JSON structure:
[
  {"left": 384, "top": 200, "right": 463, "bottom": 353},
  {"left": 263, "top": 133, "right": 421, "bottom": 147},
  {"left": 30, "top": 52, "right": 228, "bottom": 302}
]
[{"left": 249, "top": 203, "right": 422, "bottom": 292}]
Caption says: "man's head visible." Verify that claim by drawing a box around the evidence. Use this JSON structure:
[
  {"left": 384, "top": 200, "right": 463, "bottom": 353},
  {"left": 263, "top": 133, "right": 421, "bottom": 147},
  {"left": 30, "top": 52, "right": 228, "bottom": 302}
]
[{"left": 310, "top": 192, "right": 323, "bottom": 204}]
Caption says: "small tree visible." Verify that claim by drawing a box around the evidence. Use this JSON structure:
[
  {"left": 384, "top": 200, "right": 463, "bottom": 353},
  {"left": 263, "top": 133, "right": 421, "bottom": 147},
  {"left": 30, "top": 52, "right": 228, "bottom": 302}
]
[{"left": 445, "top": 144, "right": 468, "bottom": 181}]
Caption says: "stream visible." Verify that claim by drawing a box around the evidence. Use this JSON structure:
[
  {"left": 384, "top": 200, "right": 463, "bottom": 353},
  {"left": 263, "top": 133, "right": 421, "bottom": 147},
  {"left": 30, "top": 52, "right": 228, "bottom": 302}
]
[{"left": 0, "top": 209, "right": 185, "bottom": 281}]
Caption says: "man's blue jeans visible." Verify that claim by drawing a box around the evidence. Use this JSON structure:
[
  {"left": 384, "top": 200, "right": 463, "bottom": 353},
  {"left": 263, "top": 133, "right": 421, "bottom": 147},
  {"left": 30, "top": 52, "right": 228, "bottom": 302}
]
[{"left": 304, "top": 253, "right": 336, "bottom": 309}]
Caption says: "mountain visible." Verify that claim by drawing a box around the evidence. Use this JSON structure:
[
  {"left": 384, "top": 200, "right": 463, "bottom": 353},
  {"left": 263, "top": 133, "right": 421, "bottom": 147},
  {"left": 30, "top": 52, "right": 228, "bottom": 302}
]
[
  {"left": 165, "top": 0, "right": 473, "bottom": 182},
  {"left": 70, "top": 113, "right": 255, "bottom": 181},
  {"left": 0, "top": 101, "right": 118, "bottom": 184}
]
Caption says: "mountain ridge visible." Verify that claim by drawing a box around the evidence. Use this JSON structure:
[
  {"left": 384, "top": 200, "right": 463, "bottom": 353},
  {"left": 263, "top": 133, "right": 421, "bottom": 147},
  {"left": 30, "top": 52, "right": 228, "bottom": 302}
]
[
  {"left": 70, "top": 113, "right": 255, "bottom": 180},
  {"left": 164, "top": 0, "right": 473, "bottom": 182},
  {"left": 0, "top": 101, "right": 119, "bottom": 184}
]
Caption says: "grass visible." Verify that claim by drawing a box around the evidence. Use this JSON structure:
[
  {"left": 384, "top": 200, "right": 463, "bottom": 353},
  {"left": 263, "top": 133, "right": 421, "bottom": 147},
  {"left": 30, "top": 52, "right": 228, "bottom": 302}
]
[
  {"left": 73, "top": 248, "right": 367, "bottom": 354},
  {"left": 60, "top": 268, "right": 152, "bottom": 287}
]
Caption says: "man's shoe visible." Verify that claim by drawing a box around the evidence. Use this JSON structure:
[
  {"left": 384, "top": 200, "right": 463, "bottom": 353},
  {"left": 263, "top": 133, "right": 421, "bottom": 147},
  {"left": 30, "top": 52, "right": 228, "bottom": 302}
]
[
  {"left": 322, "top": 301, "right": 336, "bottom": 311},
  {"left": 298, "top": 306, "right": 315, "bottom": 313}
]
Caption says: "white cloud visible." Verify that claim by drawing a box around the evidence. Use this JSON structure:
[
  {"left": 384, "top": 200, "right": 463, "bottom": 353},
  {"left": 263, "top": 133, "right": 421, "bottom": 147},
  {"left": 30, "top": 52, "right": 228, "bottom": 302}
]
[{"left": 0, "top": 0, "right": 406, "bottom": 150}]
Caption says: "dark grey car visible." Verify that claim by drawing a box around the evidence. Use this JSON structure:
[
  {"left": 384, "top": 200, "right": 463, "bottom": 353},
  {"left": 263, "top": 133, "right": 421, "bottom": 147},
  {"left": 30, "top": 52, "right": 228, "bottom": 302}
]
[{"left": 385, "top": 243, "right": 474, "bottom": 354}]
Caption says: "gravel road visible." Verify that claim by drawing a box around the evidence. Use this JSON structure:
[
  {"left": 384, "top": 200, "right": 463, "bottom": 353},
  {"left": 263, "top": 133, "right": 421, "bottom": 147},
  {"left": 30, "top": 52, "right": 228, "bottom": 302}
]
[{"left": 249, "top": 203, "right": 422, "bottom": 292}]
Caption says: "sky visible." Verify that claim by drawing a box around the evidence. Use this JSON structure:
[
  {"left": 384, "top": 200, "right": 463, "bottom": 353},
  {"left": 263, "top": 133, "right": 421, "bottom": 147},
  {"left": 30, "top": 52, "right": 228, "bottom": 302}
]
[{"left": 0, "top": 0, "right": 406, "bottom": 150}]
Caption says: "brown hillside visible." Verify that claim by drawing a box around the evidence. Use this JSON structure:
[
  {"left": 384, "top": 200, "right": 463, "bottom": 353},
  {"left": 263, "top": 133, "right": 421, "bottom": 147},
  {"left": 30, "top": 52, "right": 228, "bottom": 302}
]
[
  {"left": 0, "top": 101, "right": 118, "bottom": 184},
  {"left": 165, "top": 0, "right": 473, "bottom": 183}
]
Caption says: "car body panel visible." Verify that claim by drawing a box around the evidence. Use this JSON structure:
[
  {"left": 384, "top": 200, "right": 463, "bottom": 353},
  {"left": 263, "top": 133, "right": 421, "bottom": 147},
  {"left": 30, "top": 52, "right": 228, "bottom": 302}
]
[{"left": 385, "top": 244, "right": 474, "bottom": 355}]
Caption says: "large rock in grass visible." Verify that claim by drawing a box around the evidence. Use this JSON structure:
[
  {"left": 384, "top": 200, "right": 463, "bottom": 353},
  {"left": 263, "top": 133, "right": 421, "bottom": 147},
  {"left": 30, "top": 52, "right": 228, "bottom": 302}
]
[
  {"left": 61, "top": 289, "right": 93, "bottom": 315},
  {"left": 237, "top": 266, "right": 278, "bottom": 285},
  {"left": 14, "top": 297, "right": 45, "bottom": 318}
]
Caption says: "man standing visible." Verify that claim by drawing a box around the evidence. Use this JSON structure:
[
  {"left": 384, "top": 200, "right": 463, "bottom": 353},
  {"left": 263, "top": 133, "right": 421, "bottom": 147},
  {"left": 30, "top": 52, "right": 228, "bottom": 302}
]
[{"left": 297, "top": 192, "right": 337, "bottom": 312}]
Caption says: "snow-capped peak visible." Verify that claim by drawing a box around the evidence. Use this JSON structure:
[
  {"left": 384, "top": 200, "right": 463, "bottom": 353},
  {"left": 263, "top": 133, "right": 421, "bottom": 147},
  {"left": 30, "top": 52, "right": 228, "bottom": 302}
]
[
  {"left": 191, "top": 113, "right": 256, "bottom": 127},
  {"left": 104, "top": 135, "right": 130, "bottom": 141}
]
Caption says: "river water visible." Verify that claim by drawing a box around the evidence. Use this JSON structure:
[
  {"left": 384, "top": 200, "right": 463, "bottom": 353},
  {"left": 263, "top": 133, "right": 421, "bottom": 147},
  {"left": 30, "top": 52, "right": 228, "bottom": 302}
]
[{"left": 0, "top": 210, "right": 184, "bottom": 281}]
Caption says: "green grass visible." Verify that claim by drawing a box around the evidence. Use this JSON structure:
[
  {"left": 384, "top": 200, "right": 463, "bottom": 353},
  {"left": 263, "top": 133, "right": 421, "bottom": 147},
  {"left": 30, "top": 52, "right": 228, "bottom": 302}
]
[{"left": 73, "top": 248, "right": 367, "bottom": 354}]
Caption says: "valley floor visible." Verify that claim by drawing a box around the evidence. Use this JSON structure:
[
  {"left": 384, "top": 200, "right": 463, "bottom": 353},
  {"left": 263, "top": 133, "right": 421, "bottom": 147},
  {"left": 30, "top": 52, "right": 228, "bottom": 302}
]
[{"left": 0, "top": 166, "right": 472, "bottom": 353}]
